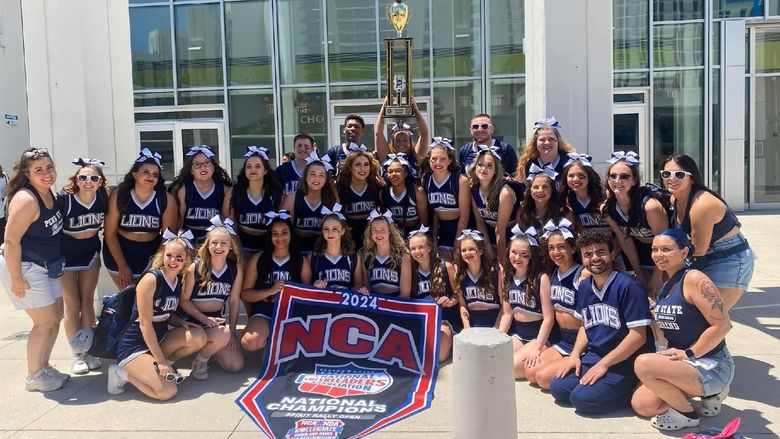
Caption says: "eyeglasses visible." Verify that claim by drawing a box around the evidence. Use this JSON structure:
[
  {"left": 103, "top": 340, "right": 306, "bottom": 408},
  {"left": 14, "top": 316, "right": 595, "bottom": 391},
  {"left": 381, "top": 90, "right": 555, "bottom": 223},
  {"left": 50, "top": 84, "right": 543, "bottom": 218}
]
[
  {"left": 608, "top": 173, "right": 632, "bottom": 182},
  {"left": 192, "top": 160, "right": 213, "bottom": 170},
  {"left": 660, "top": 170, "right": 692, "bottom": 180},
  {"left": 77, "top": 175, "right": 102, "bottom": 183},
  {"left": 153, "top": 362, "right": 185, "bottom": 384},
  {"left": 471, "top": 123, "right": 493, "bottom": 130},
  {"left": 24, "top": 148, "right": 50, "bottom": 159}
]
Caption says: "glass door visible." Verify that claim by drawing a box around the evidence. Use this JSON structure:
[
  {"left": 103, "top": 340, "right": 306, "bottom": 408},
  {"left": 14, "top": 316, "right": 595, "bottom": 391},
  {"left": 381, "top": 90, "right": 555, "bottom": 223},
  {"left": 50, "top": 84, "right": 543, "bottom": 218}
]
[
  {"left": 135, "top": 122, "right": 228, "bottom": 182},
  {"left": 613, "top": 94, "right": 650, "bottom": 182},
  {"left": 749, "top": 27, "right": 780, "bottom": 206}
]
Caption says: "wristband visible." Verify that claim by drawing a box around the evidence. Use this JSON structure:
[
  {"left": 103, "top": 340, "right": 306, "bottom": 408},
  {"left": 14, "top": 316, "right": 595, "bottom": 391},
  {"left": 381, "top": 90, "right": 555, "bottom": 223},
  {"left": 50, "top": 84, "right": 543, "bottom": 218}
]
[{"left": 684, "top": 348, "right": 696, "bottom": 360}]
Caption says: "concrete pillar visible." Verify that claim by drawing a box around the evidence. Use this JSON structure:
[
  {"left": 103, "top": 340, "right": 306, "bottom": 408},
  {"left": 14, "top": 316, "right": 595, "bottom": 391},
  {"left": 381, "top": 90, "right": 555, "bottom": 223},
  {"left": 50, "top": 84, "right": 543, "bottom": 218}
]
[
  {"left": 524, "top": 0, "right": 613, "bottom": 169},
  {"left": 0, "top": 0, "right": 31, "bottom": 167},
  {"left": 722, "top": 20, "right": 746, "bottom": 211},
  {"left": 452, "top": 328, "right": 517, "bottom": 439}
]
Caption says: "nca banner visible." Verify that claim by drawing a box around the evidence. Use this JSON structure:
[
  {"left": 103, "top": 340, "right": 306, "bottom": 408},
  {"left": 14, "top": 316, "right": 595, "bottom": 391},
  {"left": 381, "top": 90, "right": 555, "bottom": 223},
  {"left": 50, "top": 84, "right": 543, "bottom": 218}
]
[{"left": 237, "top": 283, "right": 441, "bottom": 439}]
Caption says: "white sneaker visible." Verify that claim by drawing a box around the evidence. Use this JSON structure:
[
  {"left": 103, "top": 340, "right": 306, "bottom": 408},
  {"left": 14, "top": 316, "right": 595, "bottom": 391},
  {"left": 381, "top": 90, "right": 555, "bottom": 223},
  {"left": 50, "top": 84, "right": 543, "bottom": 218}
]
[
  {"left": 71, "top": 354, "right": 89, "bottom": 375},
  {"left": 84, "top": 353, "right": 102, "bottom": 371},
  {"left": 107, "top": 364, "right": 127, "bottom": 395},
  {"left": 25, "top": 368, "right": 64, "bottom": 392},
  {"left": 190, "top": 357, "right": 209, "bottom": 381},
  {"left": 699, "top": 385, "right": 729, "bottom": 417},
  {"left": 651, "top": 408, "right": 700, "bottom": 431},
  {"left": 70, "top": 328, "right": 94, "bottom": 355},
  {"left": 44, "top": 365, "right": 70, "bottom": 385}
]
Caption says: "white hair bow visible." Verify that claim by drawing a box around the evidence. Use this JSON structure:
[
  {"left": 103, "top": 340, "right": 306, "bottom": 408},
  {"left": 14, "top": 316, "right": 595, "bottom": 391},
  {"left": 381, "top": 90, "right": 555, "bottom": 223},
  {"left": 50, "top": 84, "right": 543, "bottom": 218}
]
[
  {"left": 542, "top": 218, "right": 574, "bottom": 240},
  {"left": 429, "top": 137, "right": 455, "bottom": 151},
  {"left": 186, "top": 145, "right": 215, "bottom": 158},
  {"left": 207, "top": 215, "right": 236, "bottom": 236},
  {"left": 511, "top": 224, "right": 539, "bottom": 246},
  {"left": 367, "top": 209, "right": 394, "bottom": 222},
  {"left": 564, "top": 153, "right": 593, "bottom": 168},
  {"left": 407, "top": 224, "right": 430, "bottom": 239},
  {"left": 162, "top": 228, "right": 195, "bottom": 249},
  {"left": 457, "top": 229, "right": 484, "bottom": 241},
  {"left": 136, "top": 148, "right": 163, "bottom": 169},
  {"left": 265, "top": 210, "right": 292, "bottom": 225},
  {"left": 72, "top": 157, "right": 108, "bottom": 168},
  {"left": 244, "top": 145, "right": 270, "bottom": 160},
  {"left": 305, "top": 151, "right": 334, "bottom": 171},
  {"left": 533, "top": 117, "right": 561, "bottom": 133},
  {"left": 321, "top": 203, "right": 346, "bottom": 220},
  {"left": 607, "top": 151, "right": 640, "bottom": 167},
  {"left": 527, "top": 163, "right": 559, "bottom": 181},
  {"left": 383, "top": 153, "right": 410, "bottom": 167},
  {"left": 347, "top": 142, "right": 368, "bottom": 153},
  {"left": 474, "top": 144, "right": 502, "bottom": 160}
]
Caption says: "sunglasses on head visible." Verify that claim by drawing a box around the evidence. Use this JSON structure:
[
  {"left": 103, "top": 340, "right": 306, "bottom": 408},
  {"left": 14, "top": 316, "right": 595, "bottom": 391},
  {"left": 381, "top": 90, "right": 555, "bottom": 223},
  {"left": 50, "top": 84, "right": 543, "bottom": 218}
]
[
  {"left": 24, "top": 148, "right": 50, "bottom": 159},
  {"left": 471, "top": 123, "right": 492, "bottom": 130},
  {"left": 660, "top": 170, "right": 692, "bottom": 180},
  {"left": 153, "top": 361, "right": 185, "bottom": 384},
  {"left": 608, "top": 172, "right": 632, "bottom": 181},
  {"left": 77, "top": 175, "right": 102, "bottom": 183}
]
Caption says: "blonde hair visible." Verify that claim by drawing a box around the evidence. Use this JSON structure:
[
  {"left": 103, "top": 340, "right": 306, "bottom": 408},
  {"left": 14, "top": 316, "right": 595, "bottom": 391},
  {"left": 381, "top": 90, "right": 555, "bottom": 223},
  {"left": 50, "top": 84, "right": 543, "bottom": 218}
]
[
  {"left": 196, "top": 226, "right": 243, "bottom": 287},
  {"left": 517, "top": 124, "right": 574, "bottom": 180},
  {"left": 361, "top": 216, "right": 408, "bottom": 272},
  {"left": 150, "top": 239, "right": 192, "bottom": 278}
]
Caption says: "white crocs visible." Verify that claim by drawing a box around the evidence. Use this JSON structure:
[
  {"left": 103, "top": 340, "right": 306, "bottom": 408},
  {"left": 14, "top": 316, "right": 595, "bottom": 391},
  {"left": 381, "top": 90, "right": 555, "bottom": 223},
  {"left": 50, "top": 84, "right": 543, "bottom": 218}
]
[
  {"left": 699, "top": 385, "right": 729, "bottom": 417},
  {"left": 651, "top": 408, "right": 700, "bottom": 431}
]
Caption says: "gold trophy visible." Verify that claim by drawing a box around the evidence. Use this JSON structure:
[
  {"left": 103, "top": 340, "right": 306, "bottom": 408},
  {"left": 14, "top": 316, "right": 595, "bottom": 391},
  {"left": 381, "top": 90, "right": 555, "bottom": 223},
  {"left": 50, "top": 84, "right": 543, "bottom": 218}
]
[{"left": 385, "top": 0, "right": 414, "bottom": 118}]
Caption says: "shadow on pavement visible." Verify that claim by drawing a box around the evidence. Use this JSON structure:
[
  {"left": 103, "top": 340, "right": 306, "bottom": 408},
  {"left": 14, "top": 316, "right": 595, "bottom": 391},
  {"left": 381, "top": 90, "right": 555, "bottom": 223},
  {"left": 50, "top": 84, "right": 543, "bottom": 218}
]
[{"left": 730, "top": 287, "right": 780, "bottom": 341}]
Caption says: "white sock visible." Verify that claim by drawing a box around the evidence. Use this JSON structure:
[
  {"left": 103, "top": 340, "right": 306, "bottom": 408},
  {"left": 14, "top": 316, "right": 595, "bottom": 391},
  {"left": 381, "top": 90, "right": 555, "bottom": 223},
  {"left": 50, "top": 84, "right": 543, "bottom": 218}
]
[
  {"left": 195, "top": 354, "right": 210, "bottom": 362},
  {"left": 116, "top": 365, "right": 129, "bottom": 381}
]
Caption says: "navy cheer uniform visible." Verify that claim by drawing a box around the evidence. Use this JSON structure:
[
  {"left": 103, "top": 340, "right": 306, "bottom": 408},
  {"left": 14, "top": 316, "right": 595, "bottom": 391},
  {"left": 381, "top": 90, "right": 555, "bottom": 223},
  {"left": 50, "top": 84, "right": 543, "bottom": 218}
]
[
  {"left": 462, "top": 269, "right": 500, "bottom": 328},
  {"left": 423, "top": 171, "right": 460, "bottom": 249},
  {"left": 58, "top": 190, "right": 107, "bottom": 271},
  {"left": 365, "top": 254, "right": 401, "bottom": 296},
  {"left": 459, "top": 140, "right": 518, "bottom": 177},
  {"left": 20, "top": 183, "right": 63, "bottom": 266},
  {"left": 236, "top": 189, "right": 277, "bottom": 253},
  {"left": 472, "top": 185, "right": 519, "bottom": 245},
  {"left": 103, "top": 189, "right": 166, "bottom": 277},
  {"left": 550, "top": 271, "right": 653, "bottom": 414},
  {"left": 342, "top": 185, "right": 378, "bottom": 249},
  {"left": 523, "top": 150, "right": 568, "bottom": 186},
  {"left": 382, "top": 184, "right": 419, "bottom": 236},
  {"left": 275, "top": 161, "right": 306, "bottom": 196},
  {"left": 610, "top": 202, "right": 655, "bottom": 269},
  {"left": 310, "top": 253, "right": 355, "bottom": 290},
  {"left": 414, "top": 262, "right": 462, "bottom": 333},
  {"left": 249, "top": 254, "right": 301, "bottom": 320},
  {"left": 550, "top": 264, "right": 584, "bottom": 355},
  {"left": 187, "top": 259, "right": 238, "bottom": 320},
  {"left": 507, "top": 275, "right": 543, "bottom": 342},
  {"left": 293, "top": 192, "right": 327, "bottom": 254},
  {"left": 568, "top": 192, "right": 610, "bottom": 234},
  {"left": 182, "top": 181, "right": 224, "bottom": 241},
  {"left": 116, "top": 269, "right": 180, "bottom": 366}
]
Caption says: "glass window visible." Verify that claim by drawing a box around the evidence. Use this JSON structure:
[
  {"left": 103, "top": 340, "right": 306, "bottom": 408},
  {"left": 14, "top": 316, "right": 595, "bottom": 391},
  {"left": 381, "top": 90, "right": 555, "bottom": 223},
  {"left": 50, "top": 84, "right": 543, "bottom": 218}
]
[
  {"left": 138, "top": 130, "right": 176, "bottom": 182},
  {"left": 653, "top": 70, "right": 704, "bottom": 178},
  {"left": 712, "top": 21, "right": 720, "bottom": 66},
  {"left": 432, "top": 0, "right": 480, "bottom": 78},
  {"left": 327, "top": 0, "right": 378, "bottom": 82},
  {"left": 614, "top": 72, "right": 650, "bottom": 87},
  {"left": 130, "top": 0, "right": 166, "bottom": 4},
  {"left": 714, "top": 0, "right": 764, "bottom": 18},
  {"left": 653, "top": 23, "right": 704, "bottom": 68},
  {"left": 130, "top": 6, "right": 174, "bottom": 90},
  {"left": 134, "top": 92, "right": 175, "bottom": 107},
  {"left": 278, "top": 0, "right": 326, "bottom": 84},
  {"left": 179, "top": 90, "right": 225, "bottom": 105},
  {"left": 771, "top": 0, "right": 780, "bottom": 15},
  {"left": 489, "top": 0, "right": 524, "bottom": 74},
  {"left": 753, "top": 76, "right": 780, "bottom": 202},
  {"left": 175, "top": 4, "right": 223, "bottom": 88},
  {"left": 330, "top": 84, "right": 379, "bottom": 100},
  {"left": 225, "top": 0, "right": 273, "bottom": 85},
  {"left": 379, "top": 0, "right": 430, "bottom": 79},
  {"left": 711, "top": 68, "right": 720, "bottom": 194},
  {"left": 653, "top": 0, "right": 704, "bottom": 21},
  {"left": 281, "top": 87, "right": 328, "bottom": 154},
  {"left": 432, "top": 80, "right": 482, "bottom": 150},
  {"left": 229, "top": 89, "right": 276, "bottom": 172},
  {"left": 756, "top": 28, "right": 780, "bottom": 74},
  {"left": 489, "top": 78, "right": 525, "bottom": 151},
  {"left": 613, "top": 0, "right": 649, "bottom": 70}
]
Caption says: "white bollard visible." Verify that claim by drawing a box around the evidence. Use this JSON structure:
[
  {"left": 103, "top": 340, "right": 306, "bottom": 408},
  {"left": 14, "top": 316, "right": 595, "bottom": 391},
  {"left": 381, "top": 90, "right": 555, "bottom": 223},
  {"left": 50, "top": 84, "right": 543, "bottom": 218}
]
[{"left": 452, "top": 327, "right": 517, "bottom": 439}]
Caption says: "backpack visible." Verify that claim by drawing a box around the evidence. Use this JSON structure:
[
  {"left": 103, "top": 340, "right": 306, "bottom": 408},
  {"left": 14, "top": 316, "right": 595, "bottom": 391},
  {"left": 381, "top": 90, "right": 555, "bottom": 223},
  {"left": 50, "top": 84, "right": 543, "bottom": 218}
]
[{"left": 88, "top": 285, "right": 138, "bottom": 359}]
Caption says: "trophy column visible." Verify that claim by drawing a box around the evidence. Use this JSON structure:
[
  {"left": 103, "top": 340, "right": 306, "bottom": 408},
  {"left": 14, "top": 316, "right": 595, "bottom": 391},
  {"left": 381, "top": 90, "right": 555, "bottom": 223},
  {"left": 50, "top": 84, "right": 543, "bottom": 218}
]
[{"left": 385, "top": 38, "right": 414, "bottom": 118}]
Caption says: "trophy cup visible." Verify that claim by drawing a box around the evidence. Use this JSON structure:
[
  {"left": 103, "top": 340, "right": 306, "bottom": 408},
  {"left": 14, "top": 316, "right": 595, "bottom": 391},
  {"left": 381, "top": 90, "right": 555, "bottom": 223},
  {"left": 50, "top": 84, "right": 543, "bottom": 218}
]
[{"left": 385, "top": 0, "right": 414, "bottom": 118}]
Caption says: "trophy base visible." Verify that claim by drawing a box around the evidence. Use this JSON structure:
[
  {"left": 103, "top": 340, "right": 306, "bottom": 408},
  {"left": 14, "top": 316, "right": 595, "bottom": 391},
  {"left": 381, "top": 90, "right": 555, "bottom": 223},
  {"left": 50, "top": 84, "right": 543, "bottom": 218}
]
[{"left": 384, "top": 106, "right": 415, "bottom": 117}]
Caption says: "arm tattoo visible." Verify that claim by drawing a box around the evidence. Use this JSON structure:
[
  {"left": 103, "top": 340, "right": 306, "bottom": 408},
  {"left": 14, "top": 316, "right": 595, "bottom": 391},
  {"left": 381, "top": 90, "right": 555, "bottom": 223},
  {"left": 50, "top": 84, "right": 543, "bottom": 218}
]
[{"left": 698, "top": 278, "right": 725, "bottom": 316}]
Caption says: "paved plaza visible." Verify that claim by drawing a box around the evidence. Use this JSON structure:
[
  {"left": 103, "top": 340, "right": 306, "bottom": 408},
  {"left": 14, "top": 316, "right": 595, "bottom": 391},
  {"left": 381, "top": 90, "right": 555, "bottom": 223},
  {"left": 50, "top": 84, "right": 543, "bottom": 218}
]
[{"left": 0, "top": 213, "right": 777, "bottom": 438}]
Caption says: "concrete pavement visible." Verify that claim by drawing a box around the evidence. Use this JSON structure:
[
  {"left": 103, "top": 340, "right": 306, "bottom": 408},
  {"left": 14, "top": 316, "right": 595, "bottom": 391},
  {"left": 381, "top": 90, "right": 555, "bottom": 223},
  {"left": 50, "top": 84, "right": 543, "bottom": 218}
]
[{"left": 0, "top": 213, "right": 778, "bottom": 438}]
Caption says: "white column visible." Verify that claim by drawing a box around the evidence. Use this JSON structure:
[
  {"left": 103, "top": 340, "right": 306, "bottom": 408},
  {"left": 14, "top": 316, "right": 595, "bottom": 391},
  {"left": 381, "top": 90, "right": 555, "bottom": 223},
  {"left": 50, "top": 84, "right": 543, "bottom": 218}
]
[
  {"left": 524, "top": 0, "right": 613, "bottom": 166},
  {"left": 0, "top": 0, "right": 31, "bottom": 166},
  {"left": 722, "top": 20, "right": 746, "bottom": 211}
]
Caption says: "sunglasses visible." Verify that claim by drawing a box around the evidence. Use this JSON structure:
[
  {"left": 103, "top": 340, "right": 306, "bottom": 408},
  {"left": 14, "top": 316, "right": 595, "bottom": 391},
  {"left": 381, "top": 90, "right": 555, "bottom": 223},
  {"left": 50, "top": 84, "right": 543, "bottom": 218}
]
[
  {"left": 24, "top": 148, "right": 50, "bottom": 159},
  {"left": 153, "top": 362, "right": 185, "bottom": 384},
  {"left": 471, "top": 123, "right": 493, "bottom": 130},
  {"left": 660, "top": 170, "right": 692, "bottom": 180},
  {"left": 77, "top": 175, "right": 102, "bottom": 183},
  {"left": 608, "top": 173, "right": 632, "bottom": 182}
]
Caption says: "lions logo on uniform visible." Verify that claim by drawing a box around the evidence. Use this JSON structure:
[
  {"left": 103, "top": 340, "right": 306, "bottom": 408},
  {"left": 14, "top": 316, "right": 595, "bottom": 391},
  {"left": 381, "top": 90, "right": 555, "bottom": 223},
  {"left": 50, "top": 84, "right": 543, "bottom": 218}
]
[{"left": 295, "top": 362, "right": 393, "bottom": 398}]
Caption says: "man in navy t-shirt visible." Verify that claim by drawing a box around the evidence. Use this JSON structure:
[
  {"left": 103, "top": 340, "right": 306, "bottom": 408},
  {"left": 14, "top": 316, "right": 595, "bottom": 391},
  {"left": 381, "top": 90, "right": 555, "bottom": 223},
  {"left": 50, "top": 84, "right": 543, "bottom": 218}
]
[{"left": 458, "top": 113, "right": 518, "bottom": 177}]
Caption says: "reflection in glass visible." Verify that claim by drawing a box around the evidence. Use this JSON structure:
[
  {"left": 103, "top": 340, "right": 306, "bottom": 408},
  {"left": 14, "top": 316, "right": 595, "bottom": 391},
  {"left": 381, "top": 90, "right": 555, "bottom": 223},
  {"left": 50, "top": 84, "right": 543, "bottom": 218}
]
[
  {"left": 379, "top": 0, "right": 430, "bottom": 79},
  {"left": 432, "top": 0, "right": 480, "bottom": 78},
  {"left": 653, "top": 70, "right": 704, "bottom": 179},
  {"left": 226, "top": 0, "right": 273, "bottom": 85},
  {"left": 771, "top": 0, "right": 780, "bottom": 15},
  {"left": 229, "top": 89, "right": 276, "bottom": 172},
  {"left": 614, "top": 0, "right": 648, "bottom": 70},
  {"left": 134, "top": 92, "right": 175, "bottom": 107},
  {"left": 130, "top": 7, "right": 173, "bottom": 90},
  {"left": 181, "top": 128, "right": 221, "bottom": 157},
  {"left": 489, "top": 0, "right": 524, "bottom": 74},
  {"left": 179, "top": 90, "right": 225, "bottom": 105},
  {"left": 712, "top": 68, "right": 720, "bottom": 194},
  {"left": 278, "top": 0, "right": 326, "bottom": 84},
  {"left": 175, "top": 4, "right": 223, "bottom": 88},
  {"left": 653, "top": 0, "right": 704, "bottom": 21},
  {"left": 327, "top": 0, "right": 378, "bottom": 82},
  {"left": 281, "top": 87, "right": 327, "bottom": 154},
  {"left": 489, "top": 78, "right": 525, "bottom": 150},
  {"left": 432, "top": 81, "right": 481, "bottom": 150},
  {"left": 614, "top": 72, "right": 649, "bottom": 88},
  {"left": 139, "top": 130, "right": 175, "bottom": 182},
  {"left": 753, "top": 76, "right": 780, "bottom": 202},
  {"left": 756, "top": 29, "right": 780, "bottom": 73},
  {"left": 330, "top": 84, "right": 379, "bottom": 100},
  {"left": 653, "top": 23, "right": 704, "bottom": 68},
  {"left": 713, "top": 22, "right": 720, "bottom": 66},
  {"left": 714, "top": 0, "right": 764, "bottom": 18}
]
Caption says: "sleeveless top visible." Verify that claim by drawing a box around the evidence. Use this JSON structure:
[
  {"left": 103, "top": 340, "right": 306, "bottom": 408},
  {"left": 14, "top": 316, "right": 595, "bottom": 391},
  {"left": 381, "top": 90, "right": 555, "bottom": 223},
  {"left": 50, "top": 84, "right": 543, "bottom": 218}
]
[
  {"left": 413, "top": 261, "right": 454, "bottom": 300},
  {"left": 550, "top": 264, "right": 584, "bottom": 314},
  {"left": 342, "top": 184, "right": 378, "bottom": 248},
  {"left": 236, "top": 188, "right": 277, "bottom": 250},
  {"left": 310, "top": 253, "right": 355, "bottom": 290},
  {"left": 655, "top": 269, "right": 725, "bottom": 356},
  {"left": 191, "top": 259, "right": 238, "bottom": 305},
  {"left": 567, "top": 192, "right": 609, "bottom": 233},
  {"left": 382, "top": 183, "right": 419, "bottom": 235},
  {"left": 472, "top": 184, "right": 519, "bottom": 244},
  {"left": 275, "top": 161, "right": 306, "bottom": 196},
  {"left": 293, "top": 192, "right": 326, "bottom": 252},
  {"left": 507, "top": 274, "right": 542, "bottom": 318},
  {"left": 365, "top": 253, "right": 401, "bottom": 296},
  {"left": 674, "top": 188, "right": 741, "bottom": 246},
  {"left": 133, "top": 269, "right": 180, "bottom": 323},
  {"left": 119, "top": 189, "right": 166, "bottom": 234},
  {"left": 523, "top": 150, "right": 568, "bottom": 183},
  {"left": 424, "top": 171, "right": 459, "bottom": 213},
  {"left": 20, "top": 183, "right": 63, "bottom": 263},
  {"left": 462, "top": 268, "right": 500, "bottom": 310},
  {"left": 182, "top": 180, "right": 224, "bottom": 238}
]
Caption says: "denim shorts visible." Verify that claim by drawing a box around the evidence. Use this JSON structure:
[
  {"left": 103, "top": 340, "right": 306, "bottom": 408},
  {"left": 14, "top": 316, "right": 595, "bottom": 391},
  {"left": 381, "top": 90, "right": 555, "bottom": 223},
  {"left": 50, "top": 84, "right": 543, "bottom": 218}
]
[
  {"left": 688, "top": 346, "right": 735, "bottom": 397},
  {"left": 0, "top": 255, "right": 63, "bottom": 310},
  {"left": 701, "top": 233, "right": 754, "bottom": 290}
]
